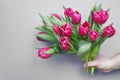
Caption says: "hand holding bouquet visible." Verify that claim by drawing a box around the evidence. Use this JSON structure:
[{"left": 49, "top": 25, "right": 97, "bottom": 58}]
[{"left": 35, "top": 4, "right": 116, "bottom": 75}]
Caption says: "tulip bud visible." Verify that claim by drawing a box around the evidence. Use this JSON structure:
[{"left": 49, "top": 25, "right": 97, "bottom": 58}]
[
  {"left": 38, "top": 47, "right": 52, "bottom": 59},
  {"left": 89, "top": 30, "right": 99, "bottom": 42},
  {"left": 52, "top": 13, "right": 62, "bottom": 20},
  {"left": 62, "top": 23, "right": 73, "bottom": 36},
  {"left": 64, "top": 8, "right": 73, "bottom": 17},
  {"left": 102, "top": 25, "right": 116, "bottom": 38},
  {"left": 59, "top": 36, "right": 71, "bottom": 50},
  {"left": 92, "top": 9, "right": 109, "bottom": 25},
  {"left": 36, "top": 32, "right": 46, "bottom": 42},
  {"left": 53, "top": 24, "right": 61, "bottom": 35},
  {"left": 72, "top": 11, "right": 81, "bottom": 24},
  {"left": 78, "top": 21, "right": 90, "bottom": 36}
]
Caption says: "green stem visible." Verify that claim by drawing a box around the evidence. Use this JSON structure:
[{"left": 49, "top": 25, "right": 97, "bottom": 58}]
[
  {"left": 69, "top": 43, "right": 77, "bottom": 53},
  {"left": 91, "top": 67, "right": 95, "bottom": 76},
  {"left": 92, "top": 22, "right": 95, "bottom": 30}
]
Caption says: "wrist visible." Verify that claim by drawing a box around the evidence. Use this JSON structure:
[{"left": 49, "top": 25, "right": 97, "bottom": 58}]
[{"left": 110, "top": 56, "right": 119, "bottom": 70}]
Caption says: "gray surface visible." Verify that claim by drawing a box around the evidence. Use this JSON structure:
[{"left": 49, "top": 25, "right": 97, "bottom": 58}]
[{"left": 0, "top": 0, "right": 120, "bottom": 80}]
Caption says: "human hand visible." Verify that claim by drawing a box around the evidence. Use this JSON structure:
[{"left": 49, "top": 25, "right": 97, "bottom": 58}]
[{"left": 84, "top": 55, "right": 115, "bottom": 72}]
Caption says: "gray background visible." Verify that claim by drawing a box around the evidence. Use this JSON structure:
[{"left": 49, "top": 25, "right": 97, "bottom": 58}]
[{"left": 0, "top": 0, "right": 120, "bottom": 80}]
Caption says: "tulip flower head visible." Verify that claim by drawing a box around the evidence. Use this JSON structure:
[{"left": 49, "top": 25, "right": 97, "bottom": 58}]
[
  {"left": 53, "top": 24, "right": 62, "bottom": 35},
  {"left": 59, "top": 36, "right": 71, "bottom": 50},
  {"left": 61, "top": 23, "right": 73, "bottom": 36},
  {"left": 38, "top": 47, "right": 52, "bottom": 59},
  {"left": 72, "top": 11, "right": 81, "bottom": 24},
  {"left": 64, "top": 8, "right": 74, "bottom": 17},
  {"left": 89, "top": 30, "right": 99, "bottom": 42},
  {"left": 92, "top": 9, "right": 109, "bottom": 25},
  {"left": 102, "top": 25, "right": 116, "bottom": 38},
  {"left": 79, "top": 21, "right": 90, "bottom": 36}
]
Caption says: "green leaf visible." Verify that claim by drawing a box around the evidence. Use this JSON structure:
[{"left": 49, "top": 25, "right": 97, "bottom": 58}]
[
  {"left": 45, "top": 25, "right": 54, "bottom": 32},
  {"left": 35, "top": 26, "right": 54, "bottom": 34},
  {"left": 47, "top": 16, "right": 54, "bottom": 25},
  {"left": 68, "top": 50, "right": 76, "bottom": 54},
  {"left": 62, "top": 5, "right": 66, "bottom": 10},
  {"left": 61, "top": 15, "right": 66, "bottom": 21},
  {"left": 37, "top": 34, "right": 57, "bottom": 42},
  {"left": 77, "top": 40, "right": 92, "bottom": 56},
  {"left": 36, "top": 48, "right": 39, "bottom": 50},
  {"left": 93, "top": 4, "right": 97, "bottom": 11},
  {"left": 53, "top": 43, "right": 61, "bottom": 53},
  {"left": 107, "top": 7, "right": 111, "bottom": 12},
  {"left": 39, "top": 13, "right": 53, "bottom": 26},
  {"left": 88, "top": 10, "right": 93, "bottom": 27},
  {"left": 50, "top": 16, "right": 62, "bottom": 26},
  {"left": 98, "top": 36, "right": 108, "bottom": 45},
  {"left": 60, "top": 15, "right": 67, "bottom": 25},
  {"left": 35, "top": 26, "right": 46, "bottom": 31},
  {"left": 45, "top": 49, "right": 55, "bottom": 54},
  {"left": 97, "top": 4, "right": 102, "bottom": 11},
  {"left": 89, "top": 45, "right": 100, "bottom": 59}
]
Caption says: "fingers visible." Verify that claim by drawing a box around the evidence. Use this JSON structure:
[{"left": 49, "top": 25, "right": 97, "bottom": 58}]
[
  {"left": 84, "top": 61, "right": 98, "bottom": 68},
  {"left": 99, "top": 68, "right": 112, "bottom": 73},
  {"left": 103, "top": 70, "right": 111, "bottom": 73}
]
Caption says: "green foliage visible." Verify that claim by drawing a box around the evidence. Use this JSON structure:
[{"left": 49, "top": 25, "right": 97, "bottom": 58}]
[
  {"left": 53, "top": 43, "right": 61, "bottom": 53},
  {"left": 77, "top": 40, "right": 92, "bottom": 56},
  {"left": 50, "top": 15, "right": 62, "bottom": 26},
  {"left": 39, "top": 14, "right": 53, "bottom": 26},
  {"left": 89, "top": 45, "right": 100, "bottom": 59},
  {"left": 45, "top": 48, "right": 55, "bottom": 54},
  {"left": 37, "top": 34, "right": 57, "bottom": 42}
]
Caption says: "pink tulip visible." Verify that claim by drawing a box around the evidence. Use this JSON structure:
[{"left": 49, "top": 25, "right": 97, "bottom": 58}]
[
  {"left": 36, "top": 32, "right": 46, "bottom": 42},
  {"left": 78, "top": 21, "right": 90, "bottom": 36},
  {"left": 59, "top": 36, "right": 71, "bottom": 50},
  {"left": 61, "top": 23, "right": 73, "bottom": 36},
  {"left": 102, "top": 25, "right": 116, "bottom": 38},
  {"left": 72, "top": 11, "right": 81, "bottom": 24},
  {"left": 53, "top": 24, "right": 61, "bottom": 35},
  {"left": 92, "top": 9, "right": 109, "bottom": 25},
  {"left": 89, "top": 30, "right": 99, "bottom": 42},
  {"left": 52, "top": 13, "right": 62, "bottom": 20},
  {"left": 59, "top": 36, "right": 71, "bottom": 44},
  {"left": 61, "top": 41, "right": 71, "bottom": 50},
  {"left": 38, "top": 47, "right": 52, "bottom": 59},
  {"left": 64, "top": 8, "right": 73, "bottom": 17}
]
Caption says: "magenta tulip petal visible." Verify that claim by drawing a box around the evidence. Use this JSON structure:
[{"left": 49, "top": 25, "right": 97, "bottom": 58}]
[
  {"left": 92, "top": 9, "right": 109, "bottom": 25},
  {"left": 53, "top": 24, "right": 61, "bottom": 35},
  {"left": 61, "top": 23, "right": 73, "bottom": 36},
  {"left": 102, "top": 25, "right": 116, "bottom": 38},
  {"left": 52, "top": 13, "right": 62, "bottom": 20},
  {"left": 38, "top": 48, "right": 52, "bottom": 59},
  {"left": 72, "top": 11, "right": 81, "bottom": 24},
  {"left": 59, "top": 36, "right": 71, "bottom": 50},
  {"left": 89, "top": 30, "right": 99, "bottom": 42},
  {"left": 79, "top": 21, "right": 90, "bottom": 36},
  {"left": 64, "top": 8, "right": 73, "bottom": 17}
]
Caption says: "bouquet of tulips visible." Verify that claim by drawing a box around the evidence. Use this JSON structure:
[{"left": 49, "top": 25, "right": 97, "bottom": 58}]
[{"left": 35, "top": 4, "right": 116, "bottom": 75}]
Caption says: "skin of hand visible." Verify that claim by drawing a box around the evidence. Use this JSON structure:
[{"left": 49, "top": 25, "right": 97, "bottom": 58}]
[{"left": 84, "top": 55, "right": 116, "bottom": 72}]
